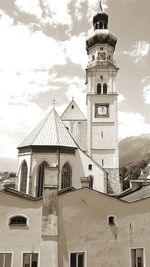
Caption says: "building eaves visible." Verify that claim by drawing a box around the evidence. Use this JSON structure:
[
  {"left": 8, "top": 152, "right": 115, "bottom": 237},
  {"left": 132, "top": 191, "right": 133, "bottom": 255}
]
[{"left": 0, "top": 188, "right": 42, "bottom": 202}]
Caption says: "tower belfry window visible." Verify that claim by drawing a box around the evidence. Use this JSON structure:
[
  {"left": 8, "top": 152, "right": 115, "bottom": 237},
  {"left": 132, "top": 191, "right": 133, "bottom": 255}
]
[
  {"left": 97, "top": 84, "right": 101, "bottom": 94},
  {"left": 100, "top": 21, "right": 103, "bottom": 29},
  {"left": 103, "top": 83, "right": 107, "bottom": 94}
]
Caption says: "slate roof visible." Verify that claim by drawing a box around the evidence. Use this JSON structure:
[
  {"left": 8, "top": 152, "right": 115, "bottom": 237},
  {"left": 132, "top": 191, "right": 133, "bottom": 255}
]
[
  {"left": 120, "top": 184, "right": 150, "bottom": 202},
  {"left": 18, "top": 108, "right": 77, "bottom": 148},
  {"left": 61, "top": 100, "right": 86, "bottom": 121}
]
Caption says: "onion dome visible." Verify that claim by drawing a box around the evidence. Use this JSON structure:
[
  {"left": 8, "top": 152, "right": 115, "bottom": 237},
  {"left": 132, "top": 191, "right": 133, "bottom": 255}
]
[{"left": 86, "top": 1, "right": 117, "bottom": 54}]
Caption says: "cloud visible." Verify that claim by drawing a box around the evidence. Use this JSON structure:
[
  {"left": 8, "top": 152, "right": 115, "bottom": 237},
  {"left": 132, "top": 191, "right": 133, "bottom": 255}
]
[
  {"left": 123, "top": 41, "right": 150, "bottom": 63},
  {"left": 0, "top": 11, "right": 67, "bottom": 101},
  {"left": 65, "top": 33, "right": 88, "bottom": 68},
  {"left": 15, "top": 0, "right": 73, "bottom": 26},
  {"left": 118, "top": 111, "right": 150, "bottom": 139},
  {"left": 118, "top": 94, "right": 125, "bottom": 104},
  {"left": 65, "top": 78, "right": 86, "bottom": 115},
  {"left": 74, "top": 0, "right": 108, "bottom": 21},
  {"left": 141, "top": 76, "right": 150, "bottom": 84},
  {"left": 0, "top": 21, "right": 66, "bottom": 71},
  {"left": 0, "top": 101, "right": 44, "bottom": 158},
  {"left": 15, "top": 0, "right": 42, "bottom": 18},
  {"left": 143, "top": 85, "right": 150, "bottom": 104}
]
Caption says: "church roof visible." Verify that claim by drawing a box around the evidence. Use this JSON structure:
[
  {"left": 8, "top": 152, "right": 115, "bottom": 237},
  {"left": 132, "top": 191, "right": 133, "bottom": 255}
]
[
  {"left": 18, "top": 108, "right": 77, "bottom": 148},
  {"left": 61, "top": 100, "right": 86, "bottom": 121}
]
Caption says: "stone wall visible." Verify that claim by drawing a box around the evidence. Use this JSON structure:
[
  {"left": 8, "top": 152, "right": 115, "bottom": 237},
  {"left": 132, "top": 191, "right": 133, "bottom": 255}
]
[{"left": 104, "top": 168, "right": 121, "bottom": 194}]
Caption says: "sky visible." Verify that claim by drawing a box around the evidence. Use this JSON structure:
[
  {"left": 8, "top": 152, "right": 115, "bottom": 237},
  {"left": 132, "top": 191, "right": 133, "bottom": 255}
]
[{"left": 0, "top": 0, "right": 150, "bottom": 171}]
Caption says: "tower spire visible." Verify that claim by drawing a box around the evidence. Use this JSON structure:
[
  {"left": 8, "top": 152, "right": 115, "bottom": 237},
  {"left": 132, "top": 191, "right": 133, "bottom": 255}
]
[{"left": 99, "top": 1, "right": 103, "bottom": 13}]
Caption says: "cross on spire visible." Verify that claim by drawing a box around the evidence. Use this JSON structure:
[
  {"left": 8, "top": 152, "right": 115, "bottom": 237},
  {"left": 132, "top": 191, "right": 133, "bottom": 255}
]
[{"left": 52, "top": 98, "right": 57, "bottom": 107}]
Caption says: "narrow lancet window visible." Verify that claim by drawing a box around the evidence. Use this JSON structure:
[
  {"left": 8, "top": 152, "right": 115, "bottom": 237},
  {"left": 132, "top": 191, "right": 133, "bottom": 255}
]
[
  {"left": 36, "top": 161, "right": 49, "bottom": 197},
  {"left": 61, "top": 162, "right": 72, "bottom": 189},
  {"left": 20, "top": 160, "right": 28, "bottom": 194}
]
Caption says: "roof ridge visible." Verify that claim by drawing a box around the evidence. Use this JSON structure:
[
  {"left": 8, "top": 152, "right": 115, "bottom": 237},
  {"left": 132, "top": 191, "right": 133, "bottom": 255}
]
[{"left": 53, "top": 109, "right": 60, "bottom": 145}]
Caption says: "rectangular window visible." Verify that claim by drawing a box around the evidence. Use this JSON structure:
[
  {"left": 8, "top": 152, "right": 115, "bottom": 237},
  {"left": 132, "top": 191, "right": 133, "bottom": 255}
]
[
  {"left": 23, "top": 253, "right": 38, "bottom": 267},
  {"left": 131, "top": 248, "right": 144, "bottom": 267},
  {"left": 102, "top": 159, "right": 104, "bottom": 167},
  {"left": 0, "top": 253, "right": 12, "bottom": 267},
  {"left": 70, "top": 252, "right": 85, "bottom": 267},
  {"left": 92, "top": 55, "right": 95, "bottom": 61},
  {"left": 88, "top": 164, "right": 92, "bottom": 170}
]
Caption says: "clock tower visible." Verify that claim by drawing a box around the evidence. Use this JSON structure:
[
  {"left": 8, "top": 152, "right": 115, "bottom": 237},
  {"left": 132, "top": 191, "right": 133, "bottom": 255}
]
[{"left": 86, "top": 1, "right": 120, "bottom": 193}]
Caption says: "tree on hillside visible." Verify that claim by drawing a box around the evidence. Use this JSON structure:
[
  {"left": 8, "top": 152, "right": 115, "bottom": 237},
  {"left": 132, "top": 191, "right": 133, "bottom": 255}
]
[{"left": 119, "top": 160, "right": 148, "bottom": 190}]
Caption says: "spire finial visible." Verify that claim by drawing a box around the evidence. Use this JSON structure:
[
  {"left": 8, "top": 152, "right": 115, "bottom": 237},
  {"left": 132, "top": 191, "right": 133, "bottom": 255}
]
[
  {"left": 99, "top": 1, "right": 103, "bottom": 12},
  {"left": 52, "top": 98, "right": 57, "bottom": 107}
]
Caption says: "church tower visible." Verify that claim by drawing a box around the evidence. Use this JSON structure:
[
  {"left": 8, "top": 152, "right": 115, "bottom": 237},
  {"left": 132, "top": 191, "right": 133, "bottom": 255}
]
[{"left": 86, "top": 1, "right": 120, "bottom": 193}]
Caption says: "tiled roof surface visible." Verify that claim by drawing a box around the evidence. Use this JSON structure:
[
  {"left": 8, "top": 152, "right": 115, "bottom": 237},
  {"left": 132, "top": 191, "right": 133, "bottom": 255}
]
[{"left": 18, "top": 108, "right": 77, "bottom": 148}]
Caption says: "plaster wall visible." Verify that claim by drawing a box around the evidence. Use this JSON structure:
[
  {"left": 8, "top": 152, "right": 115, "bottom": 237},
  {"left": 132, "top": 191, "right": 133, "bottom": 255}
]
[
  {"left": 78, "top": 149, "right": 106, "bottom": 192},
  {"left": 0, "top": 192, "right": 41, "bottom": 266},
  {"left": 92, "top": 124, "right": 115, "bottom": 149},
  {"left": 92, "top": 149, "right": 115, "bottom": 169},
  {"left": 59, "top": 189, "right": 150, "bottom": 267}
]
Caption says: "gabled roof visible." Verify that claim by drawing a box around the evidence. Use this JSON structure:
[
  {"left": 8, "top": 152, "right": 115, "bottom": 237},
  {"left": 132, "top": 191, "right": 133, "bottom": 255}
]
[
  {"left": 18, "top": 108, "right": 77, "bottom": 148},
  {"left": 61, "top": 100, "right": 87, "bottom": 121}
]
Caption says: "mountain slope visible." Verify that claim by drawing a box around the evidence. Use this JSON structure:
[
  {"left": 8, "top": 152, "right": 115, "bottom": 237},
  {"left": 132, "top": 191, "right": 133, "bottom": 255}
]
[{"left": 119, "top": 134, "right": 150, "bottom": 166}]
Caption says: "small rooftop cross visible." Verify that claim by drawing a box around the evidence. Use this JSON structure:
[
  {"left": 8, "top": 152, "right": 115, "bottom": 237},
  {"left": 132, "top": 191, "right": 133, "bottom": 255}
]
[{"left": 52, "top": 98, "right": 57, "bottom": 107}]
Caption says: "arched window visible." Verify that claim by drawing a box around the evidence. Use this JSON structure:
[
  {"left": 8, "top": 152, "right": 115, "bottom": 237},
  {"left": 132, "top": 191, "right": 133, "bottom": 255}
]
[
  {"left": 61, "top": 162, "right": 72, "bottom": 189},
  {"left": 97, "top": 84, "right": 101, "bottom": 94},
  {"left": 9, "top": 215, "right": 27, "bottom": 226},
  {"left": 36, "top": 161, "right": 49, "bottom": 197},
  {"left": 20, "top": 161, "right": 28, "bottom": 193},
  {"left": 100, "top": 21, "right": 103, "bottom": 29},
  {"left": 103, "top": 83, "right": 107, "bottom": 94}
]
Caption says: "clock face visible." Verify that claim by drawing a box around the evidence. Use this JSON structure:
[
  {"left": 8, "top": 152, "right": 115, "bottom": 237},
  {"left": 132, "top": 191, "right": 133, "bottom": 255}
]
[
  {"left": 98, "top": 52, "right": 106, "bottom": 61},
  {"left": 95, "top": 104, "right": 109, "bottom": 118}
]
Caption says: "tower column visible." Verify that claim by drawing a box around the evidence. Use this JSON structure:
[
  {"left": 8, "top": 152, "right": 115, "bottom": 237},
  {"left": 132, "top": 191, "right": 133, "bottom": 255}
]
[{"left": 86, "top": 1, "right": 121, "bottom": 194}]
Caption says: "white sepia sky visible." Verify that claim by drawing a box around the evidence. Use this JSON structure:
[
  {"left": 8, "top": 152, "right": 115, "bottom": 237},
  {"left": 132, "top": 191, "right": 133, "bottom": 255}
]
[{"left": 0, "top": 0, "right": 150, "bottom": 170}]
